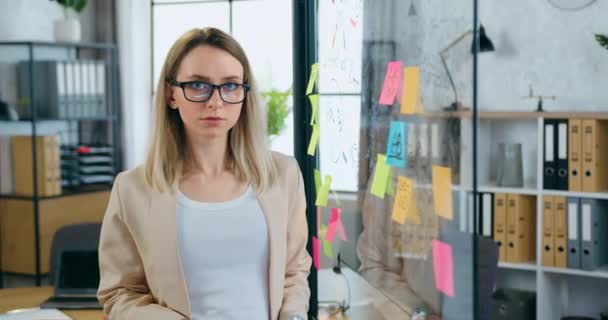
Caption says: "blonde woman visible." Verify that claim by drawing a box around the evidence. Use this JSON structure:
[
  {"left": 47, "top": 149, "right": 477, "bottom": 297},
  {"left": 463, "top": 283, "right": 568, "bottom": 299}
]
[{"left": 97, "top": 28, "right": 311, "bottom": 320}]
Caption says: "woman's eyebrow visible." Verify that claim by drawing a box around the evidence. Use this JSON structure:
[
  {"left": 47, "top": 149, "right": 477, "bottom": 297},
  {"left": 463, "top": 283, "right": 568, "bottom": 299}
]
[{"left": 183, "top": 74, "right": 242, "bottom": 82}]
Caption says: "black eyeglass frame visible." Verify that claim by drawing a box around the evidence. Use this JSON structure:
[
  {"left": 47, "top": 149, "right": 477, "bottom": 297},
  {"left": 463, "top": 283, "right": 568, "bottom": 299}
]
[{"left": 168, "top": 79, "right": 251, "bottom": 104}]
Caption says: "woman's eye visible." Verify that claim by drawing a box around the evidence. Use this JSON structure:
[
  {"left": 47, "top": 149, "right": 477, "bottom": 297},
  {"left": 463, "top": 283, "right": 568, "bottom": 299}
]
[
  {"left": 223, "top": 83, "right": 239, "bottom": 91},
  {"left": 190, "top": 82, "right": 209, "bottom": 90}
]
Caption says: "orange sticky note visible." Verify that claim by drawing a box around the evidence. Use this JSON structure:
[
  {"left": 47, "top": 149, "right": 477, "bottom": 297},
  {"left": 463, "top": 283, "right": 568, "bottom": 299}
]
[
  {"left": 392, "top": 176, "right": 420, "bottom": 224},
  {"left": 313, "top": 236, "right": 321, "bottom": 270},
  {"left": 433, "top": 239, "right": 455, "bottom": 297},
  {"left": 378, "top": 61, "right": 403, "bottom": 105},
  {"left": 309, "top": 94, "right": 319, "bottom": 125},
  {"left": 432, "top": 165, "right": 453, "bottom": 220},
  {"left": 306, "top": 63, "right": 319, "bottom": 95},
  {"left": 307, "top": 124, "right": 320, "bottom": 156},
  {"left": 370, "top": 154, "right": 390, "bottom": 198},
  {"left": 401, "top": 67, "right": 420, "bottom": 114}
]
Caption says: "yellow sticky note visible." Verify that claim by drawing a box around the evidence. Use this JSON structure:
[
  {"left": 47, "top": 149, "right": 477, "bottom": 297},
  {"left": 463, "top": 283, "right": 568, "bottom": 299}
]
[
  {"left": 370, "top": 154, "right": 390, "bottom": 198},
  {"left": 386, "top": 168, "right": 395, "bottom": 197},
  {"left": 306, "top": 63, "right": 320, "bottom": 95},
  {"left": 309, "top": 94, "right": 319, "bottom": 125},
  {"left": 323, "top": 238, "right": 333, "bottom": 257},
  {"left": 315, "top": 175, "right": 332, "bottom": 207},
  {"left": 392, "top": 176, "right": 420, "bottom": 224},
  {"left": 314, "top": 169, "right": 321, "bottom": 194},
  {"left": 433, "top": 165, "right": 453, "bottom": 220},
  {"left": 307, "top": 124, "right": 320, "bottom": 156},
  {"left": 400, "top": 67, "right": 420, "bottom": 115}
]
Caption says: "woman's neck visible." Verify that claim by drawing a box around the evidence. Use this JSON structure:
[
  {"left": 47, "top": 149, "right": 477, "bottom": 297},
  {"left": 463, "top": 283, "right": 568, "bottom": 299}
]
[{"left": 184, "top": 135, "right": 231, "bottom": 176}]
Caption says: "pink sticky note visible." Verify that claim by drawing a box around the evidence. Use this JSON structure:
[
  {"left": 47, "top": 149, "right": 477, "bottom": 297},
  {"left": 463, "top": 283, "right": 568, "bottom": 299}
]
[
  {"left": 378, "top": 61, "right": 403, "bottom": 105},
  {"left": 432, "top": 240, "right": 455, "bottom": 297},
  {"left": 313, "top": 237, "right": 321, "bottom": 270},
  {"left": 326, "top": 208, "right": 347, "bottom": 242},
  {"left": 326, "top": 222, "right": 337, "bottom": 242}
]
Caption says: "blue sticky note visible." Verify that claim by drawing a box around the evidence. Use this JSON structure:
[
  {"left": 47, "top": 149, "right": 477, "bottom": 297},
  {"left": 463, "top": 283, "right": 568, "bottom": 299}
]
[{"left": 386, "top": 121, "right": 407, "bottom": 168}]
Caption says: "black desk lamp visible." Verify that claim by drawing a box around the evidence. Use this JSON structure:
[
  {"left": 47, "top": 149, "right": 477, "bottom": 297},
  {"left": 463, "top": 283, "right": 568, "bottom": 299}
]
[{"left": 440, "top": 24, "right": 495, "bottom": 111}]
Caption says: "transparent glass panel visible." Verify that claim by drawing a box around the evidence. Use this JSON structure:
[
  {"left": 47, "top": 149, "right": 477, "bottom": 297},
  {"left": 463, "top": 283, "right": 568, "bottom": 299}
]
[
  {"left": 233, "top": 0, "right": 294, "bottom": 156},
  {"left": 152, "top": 2, "right": 230, "bottom": 87}
]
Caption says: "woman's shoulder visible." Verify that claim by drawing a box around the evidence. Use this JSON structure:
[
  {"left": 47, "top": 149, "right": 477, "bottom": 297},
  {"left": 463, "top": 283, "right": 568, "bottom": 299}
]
[
  {"left": 113, "top": 165, "right": 149, "bottom": 193},
  {"left": 270, "top": 151, "right": 300, "bottom": 174}
]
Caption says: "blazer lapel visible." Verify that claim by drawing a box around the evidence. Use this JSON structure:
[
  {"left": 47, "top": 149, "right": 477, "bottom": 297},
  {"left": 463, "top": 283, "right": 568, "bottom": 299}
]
[
  {"left": 149, "top": 186, "right": 191, "bottom": 318},
  {"left": 257, "top": 185, "right": 281, "bottom": 320}
]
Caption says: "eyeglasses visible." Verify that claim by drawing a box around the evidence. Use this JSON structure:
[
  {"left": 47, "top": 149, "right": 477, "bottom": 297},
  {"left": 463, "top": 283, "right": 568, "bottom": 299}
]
[{"left": 168, "top": 79, "right": 250, "bottom": 104}]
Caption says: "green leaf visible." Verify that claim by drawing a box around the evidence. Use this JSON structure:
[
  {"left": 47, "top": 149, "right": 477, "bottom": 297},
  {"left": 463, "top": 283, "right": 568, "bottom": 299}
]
[
  {"left": 596, "top": 34, "right": 608, "bottom": 50},
  {"left": 263, "top": 88, "right": 292, "bottom": 137}
]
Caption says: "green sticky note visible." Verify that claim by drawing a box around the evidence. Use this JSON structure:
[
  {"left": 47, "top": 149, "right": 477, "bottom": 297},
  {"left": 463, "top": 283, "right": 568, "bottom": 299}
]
[
  {"left": 315, "top": 175, "right": 332, "bottom": 207},
  {"left": 314, "top": 169, "right": 321, "bottom": 194},
  {"left": 386, "top": 168, "right": 395, "bottom": 197},
  {"left": 370, "top": 154, "right": 390, "bottom": 198},
  {"left": 323, "top": 238, "right": 333, "bottom": 258},
  {"left": 309, "top": 94, "right": 319, "bottom": 125},
  {"left": 306, "top": 63, "right": 320, "bottom": 95},
  {"left": 307, "top": 124, "right": 320, "bottom": 156}
]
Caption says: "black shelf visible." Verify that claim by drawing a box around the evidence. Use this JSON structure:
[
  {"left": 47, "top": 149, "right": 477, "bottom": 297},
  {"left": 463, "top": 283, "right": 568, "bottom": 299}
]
[
  {"left": 0, "top": 41, "right": 116, "bottom": 50},
  {"left": 1, "top": 115, "right": 117, "bottom": 122}
]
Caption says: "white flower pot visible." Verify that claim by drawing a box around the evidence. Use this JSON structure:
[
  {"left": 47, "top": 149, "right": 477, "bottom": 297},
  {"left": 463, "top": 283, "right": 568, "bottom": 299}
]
[{"left": 53, "top": 18, "right": 81, "bottom": 42}]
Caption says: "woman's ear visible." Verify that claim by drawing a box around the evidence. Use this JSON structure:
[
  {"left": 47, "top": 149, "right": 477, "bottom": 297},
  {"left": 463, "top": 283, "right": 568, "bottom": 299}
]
[{"left": 165, "top": 83, "right": 178, "bottom": 109}]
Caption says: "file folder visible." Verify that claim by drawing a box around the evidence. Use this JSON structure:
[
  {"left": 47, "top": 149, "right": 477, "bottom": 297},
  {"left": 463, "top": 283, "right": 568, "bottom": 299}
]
[
  {"left": 568, "top": 119, "right": 582, "bottom": 191},
  {"left": 582, "top": 120, "right": 608, "bottom": 193},
  {"left": 581, "top": 199, "right": 608, "bottom": 270},
  {"left": 554, "top": 196, "right": 568, "bottom": 268},
  {"left": 541, "top": 196, "right": 555, "bottom": 267},
  {"left": 556, "top": 120, "right": 569, "bottom": 190},
  {"left": 543, "top": 120, "right": 557, "bottom": 190},
  {"left": 567, "top": 197, "right": 582, "bottom": 269},
  {"left": 481, "top": 193, "right": 494, "bottom": 237},
  {"left": 506, "top": 194, "right": 536, "bottom": 263},
  {"left": 493, "top": 193, "right": 507, "bottom": 262}
]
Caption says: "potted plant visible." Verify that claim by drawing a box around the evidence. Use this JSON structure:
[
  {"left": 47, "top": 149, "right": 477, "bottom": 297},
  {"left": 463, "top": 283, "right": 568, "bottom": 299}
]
[
  {"left": 596, "top": 34, "right": 608, "bottom": 50},
  {"left": 50, "top": 0, "right": 87, "bottom": 42},
  {"left": 262, "top": 88, "right": 292, "bottom": 141}
]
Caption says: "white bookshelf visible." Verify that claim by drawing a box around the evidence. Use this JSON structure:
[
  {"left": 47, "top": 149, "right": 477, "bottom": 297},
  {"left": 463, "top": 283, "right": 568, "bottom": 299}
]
[{"left": 455, "top": 111, "right": 608, "bottom": 320}]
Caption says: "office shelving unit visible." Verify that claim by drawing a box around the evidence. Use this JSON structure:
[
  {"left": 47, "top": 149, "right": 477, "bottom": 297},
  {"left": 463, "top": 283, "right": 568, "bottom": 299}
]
[
  {"left": 456, "top": 110, "right": 608, "bottom": 320},
  {"left": 0, "top": 41, "right": 122, "bottom": 287}
]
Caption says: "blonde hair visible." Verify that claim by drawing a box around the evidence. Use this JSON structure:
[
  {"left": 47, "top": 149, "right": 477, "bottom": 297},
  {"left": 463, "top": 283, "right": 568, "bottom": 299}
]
[{"left": 144, "top": 27, "right": 277, "bottom": 193}]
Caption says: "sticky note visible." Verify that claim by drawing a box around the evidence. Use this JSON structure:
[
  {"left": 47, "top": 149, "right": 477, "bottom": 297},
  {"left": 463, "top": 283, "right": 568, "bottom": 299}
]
[
  {"left": 307, "top": 124, "right": 320, "bottom": 156},
  {"left": 370, "top": 154, "right": 391, "bottom": 198},
  {"left": 432, "top": 165, "right": 453, "bottom": 220},
  {"left": 378, "top": 61, "right": 403, "bottom": 105},
  {"left": 309, "top": 94, "right": 319, "bottom": 125},
  {"left": 401, "top": 67, "right": 420, "bottom": 114},
  {"left": 306, "top": 63, "right": 320, "bottom": 95},
  {"left": 323, "top": 238, "right": 333, "bottom": 258},
  {"left": 315, "top": 174, "right": 332, "bottom": 207},
  {"left": 433, "top": 239, "right": 455, "bottom": 297},
  {"left": 392, "top": 176, "right": 420, "bottom": 224},
  {"left": 314, "top": 169, "right": 322, "bottom": 194},
  {"left": 326, "top": 208, "right": 346, "bottom": 242},
  {"left": 386, "top": 121, "right": 408, "bottom": 168},
  {"left": 313, "top": 236, "right": 321, "bottom": 270}
]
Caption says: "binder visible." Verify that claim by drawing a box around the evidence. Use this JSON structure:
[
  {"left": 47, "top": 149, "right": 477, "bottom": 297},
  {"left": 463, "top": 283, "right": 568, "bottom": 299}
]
[
  {"left": 582, "top": 120, "right": 608, "bottom": 192},
  {"left": 431, "top": 122, "right": 440, "bottom": 163},
  {"left": 581, "top": 199, "right": 608, "bottom": 270},
  {"left": 481, "top": 193, "right": 494, "bottom": 237},
  {"left": 419, "top": 123, "right": 429, "bottom": 161},
  {"left": 11, "top": 135, "right": 61, "bottom": 196},
  {"left": 65, "top": 62, "right": 75, "bottom": 118},
  {"left": 556, "top": 120, "right": 569, "bottom": 190},
  {"left": 0, "top": 136, "right": 14, "bottom": 194},
  {"left": 506, "top": 194, "right": 536, "bottom": 263},
  {"left": 554, "top": 196, "right": 568, "bottom": 268},
  {"left": 96, "top": 61, "right": 106, "bottom": 117},
  {"left": 541, "top": 196, "right": 555, "bottom": 267},
  {"left": 493, "top": 193, "right": 507, "bottom": 262},
  {"left": 73, "top": 61, "right": 83, "bottom": 118},
  {"left": 567, "top": 197, "right": 582, "bottom": 269},
  {"left": 543, "top": 120, "right": 557, "bottom": 190},
  {"left": 406, "top": 123, "right": 416, "bottom": 168},
  {"left": 568, "top": 119, "right": 582, "bottom": 191},
  {"left": 17, "top": 61, "right": 64, "bottom": 119}
]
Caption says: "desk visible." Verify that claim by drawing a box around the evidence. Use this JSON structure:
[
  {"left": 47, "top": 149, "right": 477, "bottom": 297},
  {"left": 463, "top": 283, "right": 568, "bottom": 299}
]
[
  {"left": 317, "top": 268, "right": 411, "bottom": 320},
  {"left": 0, "top": 287, "right": 103, "bottom": 320}
]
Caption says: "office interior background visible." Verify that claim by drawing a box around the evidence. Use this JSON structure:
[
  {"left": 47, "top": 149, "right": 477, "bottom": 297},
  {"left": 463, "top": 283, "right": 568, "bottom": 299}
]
[{"left": 0, "top": 0, "right": 608, "bottom": 319}]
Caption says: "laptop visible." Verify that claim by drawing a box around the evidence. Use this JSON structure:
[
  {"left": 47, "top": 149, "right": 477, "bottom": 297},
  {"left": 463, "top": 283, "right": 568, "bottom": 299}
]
[{"left": 40, "top": 250, "right": 103, "bottom": 310}]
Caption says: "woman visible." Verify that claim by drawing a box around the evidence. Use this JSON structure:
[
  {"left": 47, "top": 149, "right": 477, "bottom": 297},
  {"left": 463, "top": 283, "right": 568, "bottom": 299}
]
[{"left": 97, "top": 27, "right": 311, "bottom": 320}]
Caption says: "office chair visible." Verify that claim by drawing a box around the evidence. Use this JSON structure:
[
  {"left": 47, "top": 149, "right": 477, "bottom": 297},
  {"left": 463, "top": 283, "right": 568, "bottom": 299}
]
[{"left": 49, "top": 223, "right": 102, "bottom": 285}]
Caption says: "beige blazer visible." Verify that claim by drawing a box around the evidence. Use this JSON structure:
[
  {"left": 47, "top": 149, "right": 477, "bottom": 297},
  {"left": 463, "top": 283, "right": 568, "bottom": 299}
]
[{"left": 97, "top": 152, "right": 312, "bottom": 320}]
